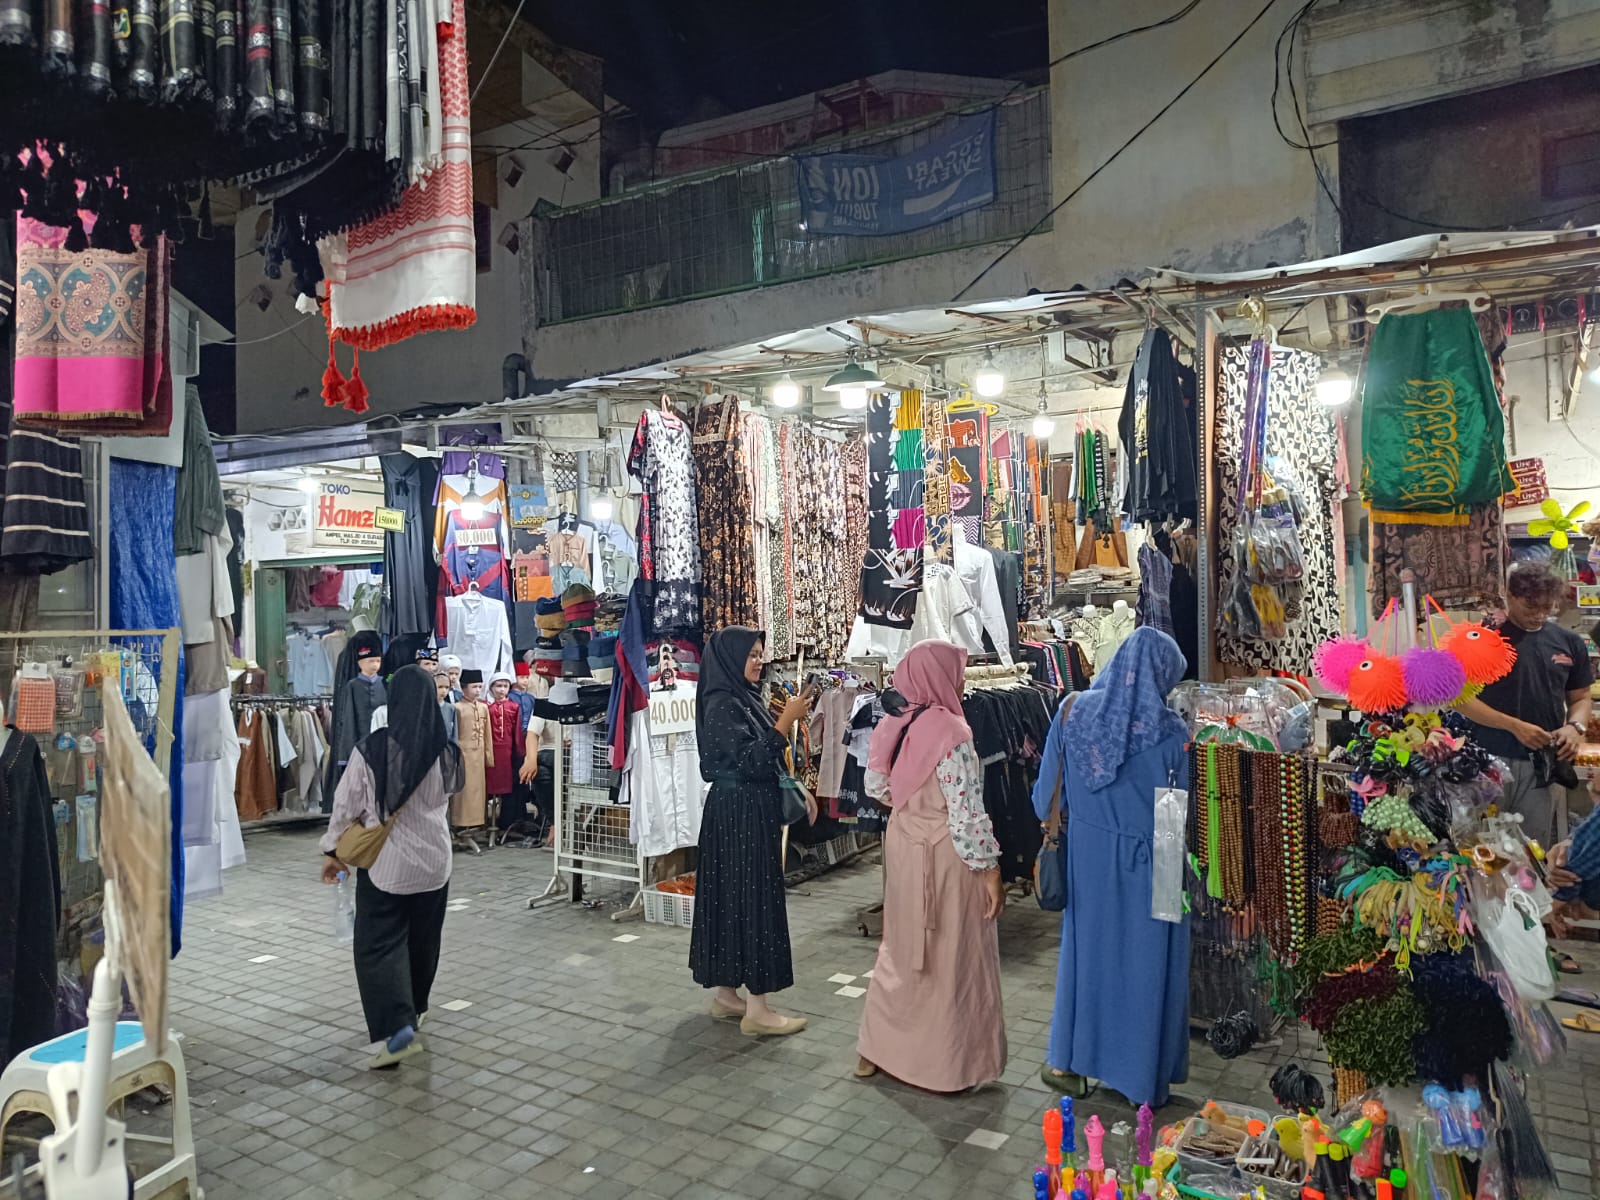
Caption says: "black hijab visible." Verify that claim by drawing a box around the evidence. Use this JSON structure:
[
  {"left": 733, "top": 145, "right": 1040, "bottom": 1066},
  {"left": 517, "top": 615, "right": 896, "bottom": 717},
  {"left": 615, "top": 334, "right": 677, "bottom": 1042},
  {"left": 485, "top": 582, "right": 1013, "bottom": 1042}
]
[
  {"left": 696, "top": 626, "right": 772, "bottom": 746},
  {"left": 356, "top": 665, "right": 461, "bottom": 819}
]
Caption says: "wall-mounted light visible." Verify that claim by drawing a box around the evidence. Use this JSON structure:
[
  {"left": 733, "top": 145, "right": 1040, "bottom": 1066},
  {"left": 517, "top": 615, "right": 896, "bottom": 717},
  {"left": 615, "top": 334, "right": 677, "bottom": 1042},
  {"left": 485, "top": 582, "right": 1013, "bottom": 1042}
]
[
  {"left": 771, "top": 372, "right": 801, "bottom": 408},
  {"left": 974, "top": 348, "right": 1004, "bottom": 398},
  {"left": 1317, "top": 364, "right": 1353, "bottom": 407}
]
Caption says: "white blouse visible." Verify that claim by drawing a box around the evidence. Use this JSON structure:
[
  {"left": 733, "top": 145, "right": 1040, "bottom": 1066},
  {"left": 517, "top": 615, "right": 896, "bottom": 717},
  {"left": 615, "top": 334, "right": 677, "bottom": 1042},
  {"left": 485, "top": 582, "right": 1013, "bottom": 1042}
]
[{"left": 865, "top": 740, "right": 1000, "bottom": 872}]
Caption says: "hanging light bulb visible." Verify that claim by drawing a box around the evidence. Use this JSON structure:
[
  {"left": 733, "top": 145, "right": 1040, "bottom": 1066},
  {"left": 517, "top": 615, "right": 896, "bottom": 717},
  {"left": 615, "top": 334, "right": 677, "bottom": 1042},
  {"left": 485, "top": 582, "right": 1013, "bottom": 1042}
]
[
  {"left": 770, "top": 372, "right": 801, "bottom": 408},
  {"left": 1032, "top": 383, "right": 1055, "bottom": 439},
  {"left": 296, "top": 475, "right": 320, "bottom": 494},
  {"left": 591, "top": 494, "right": 614, "bottom": 522},
  {"left": 838, "top": 386, "right": 869, "bottom": 410},
  {"left": 459, "top": 481, "right": 485, "bottom": 521},
  {"left": 974, "top": 348, "right": 1004, "bottom": 398},
  {"left": 1317, "top": 364, "right": 1353, "bottom": 407}
]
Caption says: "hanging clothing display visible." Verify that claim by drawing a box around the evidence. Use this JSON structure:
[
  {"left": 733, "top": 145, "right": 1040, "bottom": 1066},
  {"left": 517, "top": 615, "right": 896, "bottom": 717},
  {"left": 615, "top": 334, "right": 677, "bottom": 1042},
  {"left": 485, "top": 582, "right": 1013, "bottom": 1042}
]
[
  {"left": 1369, "top": 499, "right": 1507, "bottom": 617},
  {"left": 1137, "top": 541, "right": 1175, "bottom": 637},
  {"left": 623, "top": 694, "right": 707, "bottom": 857},
  {"left": 950, "top": 528, "right": 1013, "bottom": 664},
  {"left": 628, "top": 409, "right": 700, "bottom": 636},
  {"left": 319, "top": 0, "right": 475, "bottom": 359},
  {"left": 442, "top": 590, "right": 512, "bottom": 676},
  {"left": 183, "top": 690, "right": 247, "bottom": 901},
  {"left": 1214, "top": 344, "right": 1341, "bottom": 674},
  {"left": 450, "top": 699, "right": 491, "bottom": 827},
  {"left": 694, "top": 396, "right": 760, "bottom": 633},
  {"left": 963, "top": 682, "right": 1055, "bottom": 884},
  {"left": 234, "top": 708, "right": 279, "bottom": 822},
  {"left": 1360, "top": 307, "right": 1512, "bottom": 524},
  {"left": 486, "top": 698, "right": 519, "bottom": 796},
  {"left": 12, "top": 214, "right": 172, "bottom": 435},
  {"left": 1116, "top": 327, "right": 1196, "bottom": 523},
  {"left": 0, "top": 730, "right": 60, "bottom": 1069},
  {"left": 789, "top": 426, "right": 852, "bottom": 662},
  {"left": 859, "top": 390, "right": 924, "bottom": 628},
  {"left": 380, "top": 452, "right": 440, "bottom": 637}
]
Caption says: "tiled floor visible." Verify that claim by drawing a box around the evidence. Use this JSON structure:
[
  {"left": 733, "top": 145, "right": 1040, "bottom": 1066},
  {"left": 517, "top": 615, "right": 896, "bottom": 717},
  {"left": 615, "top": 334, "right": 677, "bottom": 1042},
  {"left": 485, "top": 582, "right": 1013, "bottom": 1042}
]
[{"left": 126, "top": 832, "right": 1600, "bottom": 1198}]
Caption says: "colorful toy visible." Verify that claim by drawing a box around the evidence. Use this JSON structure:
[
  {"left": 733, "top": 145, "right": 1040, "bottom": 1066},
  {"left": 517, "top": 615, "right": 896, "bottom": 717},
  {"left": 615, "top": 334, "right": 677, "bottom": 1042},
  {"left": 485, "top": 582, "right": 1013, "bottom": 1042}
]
[
  {"left": 1314, "top": 634, "right": 1370, "bottom": 693},
  {"left": 1084, "top": 1114, "right": 1106, "bottom": 1194}
]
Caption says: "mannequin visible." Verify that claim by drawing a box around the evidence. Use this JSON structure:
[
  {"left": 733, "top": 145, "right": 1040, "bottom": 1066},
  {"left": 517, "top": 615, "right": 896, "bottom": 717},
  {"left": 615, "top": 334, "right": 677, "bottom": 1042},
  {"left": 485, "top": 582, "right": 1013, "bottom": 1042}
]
[
  {"left": 450, "top": 670, "right": 493, "bottom": 843},
  {"left": 485, "top": 672, "right": 520, "bottom": 833},
  {"left": 1094, "top": 599, "right": 1137, "bottom": 672},
  {"left": 1110, "top": 599, "right": 1130, "bottom": 619}
]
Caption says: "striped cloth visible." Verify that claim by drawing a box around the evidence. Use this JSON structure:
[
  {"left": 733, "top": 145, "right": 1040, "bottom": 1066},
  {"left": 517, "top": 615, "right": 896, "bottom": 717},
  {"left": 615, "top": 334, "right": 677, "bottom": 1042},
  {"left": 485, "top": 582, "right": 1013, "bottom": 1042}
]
[
  {"left": 1558, "top": 806, "right": 1600, "bottom": 909},
  {"left": 0, "top": 223, "right": 92, "bottom": 574}
]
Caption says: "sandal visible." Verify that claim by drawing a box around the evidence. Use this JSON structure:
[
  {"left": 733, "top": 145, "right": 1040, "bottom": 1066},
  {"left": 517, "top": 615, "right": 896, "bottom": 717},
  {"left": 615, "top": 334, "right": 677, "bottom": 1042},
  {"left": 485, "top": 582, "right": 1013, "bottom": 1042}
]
[
  {"left": 1556, "top": 986, "right": 1600, "bottom": 1009},
  {"left": 1560, "top": 1010, "right": 1600, "bottom": 1034},
  {"left": 1039, "top": 1064, "right": 1096, "bottom": 1098},
  {"left": 1556, "top": 951, "right": 1583, "bottom": 975}
]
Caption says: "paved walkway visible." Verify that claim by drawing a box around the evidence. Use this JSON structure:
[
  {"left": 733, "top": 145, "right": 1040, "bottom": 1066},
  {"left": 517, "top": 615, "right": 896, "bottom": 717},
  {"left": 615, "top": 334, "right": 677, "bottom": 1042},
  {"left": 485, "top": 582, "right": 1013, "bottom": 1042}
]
[{"left": 153, "top": 831, "right": 1600, "bottom": 1200}]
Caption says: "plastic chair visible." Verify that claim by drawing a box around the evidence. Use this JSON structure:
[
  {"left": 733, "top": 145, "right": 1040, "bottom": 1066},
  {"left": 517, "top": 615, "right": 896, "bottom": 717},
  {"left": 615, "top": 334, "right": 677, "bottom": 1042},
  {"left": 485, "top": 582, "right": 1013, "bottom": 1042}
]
[{"left": 0, "top": 1022, "right": 201, "bottom": 1199}]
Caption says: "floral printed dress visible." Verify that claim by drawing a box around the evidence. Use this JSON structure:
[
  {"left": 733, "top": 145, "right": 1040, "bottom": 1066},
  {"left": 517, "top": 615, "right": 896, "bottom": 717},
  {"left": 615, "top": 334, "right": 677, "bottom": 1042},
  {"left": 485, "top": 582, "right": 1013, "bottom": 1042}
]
[
  {"left": 857, "top": 740, "right": 1007, "bottom": 1092},
  {"left": 628, "top": 410, "right": 700, "bottom": 635}
]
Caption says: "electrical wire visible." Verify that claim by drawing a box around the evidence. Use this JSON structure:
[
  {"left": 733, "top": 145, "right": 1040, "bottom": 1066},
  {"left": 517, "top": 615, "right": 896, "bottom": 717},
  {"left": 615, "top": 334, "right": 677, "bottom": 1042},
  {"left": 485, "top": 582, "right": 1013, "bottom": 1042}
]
[
  {"left": 467, "top": 0, "right": 531, "bottom": 108},
  {"left": 201, "top": 315, "right": 317, "bottom": 346},
  {"left": 952, "top": 0, "right": 1282, "bottom": 303},
  {"left": 1047, "top": 0, "right": 1204, "bottom": 69}
]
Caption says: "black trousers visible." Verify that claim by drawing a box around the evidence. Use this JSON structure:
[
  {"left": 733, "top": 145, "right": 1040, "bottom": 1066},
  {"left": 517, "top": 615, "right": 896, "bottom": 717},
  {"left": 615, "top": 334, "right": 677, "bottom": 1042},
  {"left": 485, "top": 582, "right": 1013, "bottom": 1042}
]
[{"left": 353, "top": 870, "right": 448, "bottom": 1043}]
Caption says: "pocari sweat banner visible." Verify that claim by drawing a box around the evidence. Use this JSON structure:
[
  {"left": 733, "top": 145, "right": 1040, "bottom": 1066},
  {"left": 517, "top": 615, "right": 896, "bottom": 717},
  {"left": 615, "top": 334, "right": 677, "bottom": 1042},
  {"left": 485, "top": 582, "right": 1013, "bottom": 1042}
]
[{"left": 795, "top": 109, "right": 997, "bottom": 236}]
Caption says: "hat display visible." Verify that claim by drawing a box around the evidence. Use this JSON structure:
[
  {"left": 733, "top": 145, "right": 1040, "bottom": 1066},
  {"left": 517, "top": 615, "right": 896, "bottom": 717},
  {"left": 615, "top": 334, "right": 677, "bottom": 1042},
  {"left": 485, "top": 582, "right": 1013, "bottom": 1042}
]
[
  {"left": 460, "top": 668, "right": 484, "bottom": 685},
  {"left": 513, "top": 662, "right": 532, "bottom": 678},
  {"left": 490, "top": 671, "right": 514, "bottom": 686},
  {"left": 415, "top": 648, "right": 439, "bottom": 663},
  {"left": 440, "top": 654, "right": 463, "bottom": 671},
  {"left": 534, "top": 596, "right": 565, "bottom": 616},
  {"left": 560, "top": 582, "right": 595, "bottom": 606}
]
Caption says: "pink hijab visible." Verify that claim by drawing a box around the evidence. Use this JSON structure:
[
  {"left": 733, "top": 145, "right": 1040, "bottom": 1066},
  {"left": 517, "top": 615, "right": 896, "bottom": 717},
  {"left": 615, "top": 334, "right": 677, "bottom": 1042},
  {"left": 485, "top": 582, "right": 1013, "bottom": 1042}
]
[{"left": 867, "top": 640, "right": 972, "bottom": 804}]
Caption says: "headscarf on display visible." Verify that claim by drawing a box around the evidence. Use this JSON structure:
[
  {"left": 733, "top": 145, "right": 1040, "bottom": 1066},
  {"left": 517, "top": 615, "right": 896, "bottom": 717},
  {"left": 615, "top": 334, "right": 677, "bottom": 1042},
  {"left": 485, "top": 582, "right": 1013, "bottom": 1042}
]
[
  {"left": 1064, "top": 626, "right": 1188, "bottom": 791},
  {"left": 866, "top": 639, "right": 971, "bottom": 804},
  {"left": 356, "top": 665, "right": 462, "bottom": 819},
  {"left": 695, "top": 626, "right": 773, "bottom": 752}
]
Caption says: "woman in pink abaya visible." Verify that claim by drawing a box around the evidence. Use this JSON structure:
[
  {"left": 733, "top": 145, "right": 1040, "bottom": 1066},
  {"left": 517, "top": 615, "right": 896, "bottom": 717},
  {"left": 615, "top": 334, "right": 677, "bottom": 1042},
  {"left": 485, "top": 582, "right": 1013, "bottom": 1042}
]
[{"left": 856, "top": 639, "right": 1006, "bottom": 1091}]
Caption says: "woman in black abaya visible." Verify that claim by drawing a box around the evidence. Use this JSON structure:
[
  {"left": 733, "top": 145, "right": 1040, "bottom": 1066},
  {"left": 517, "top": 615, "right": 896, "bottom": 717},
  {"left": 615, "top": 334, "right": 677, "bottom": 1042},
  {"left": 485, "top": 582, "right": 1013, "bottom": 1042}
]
[{"left": 688, "top": 627, "right": 814, "bottom": 1037}]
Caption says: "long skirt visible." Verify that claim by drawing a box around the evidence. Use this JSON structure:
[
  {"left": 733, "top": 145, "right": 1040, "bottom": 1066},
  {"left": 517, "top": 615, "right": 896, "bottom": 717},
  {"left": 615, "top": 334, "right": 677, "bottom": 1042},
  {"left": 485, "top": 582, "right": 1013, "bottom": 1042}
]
[{"left": 688, "top": 780, "right": 793, "bottom": 994}]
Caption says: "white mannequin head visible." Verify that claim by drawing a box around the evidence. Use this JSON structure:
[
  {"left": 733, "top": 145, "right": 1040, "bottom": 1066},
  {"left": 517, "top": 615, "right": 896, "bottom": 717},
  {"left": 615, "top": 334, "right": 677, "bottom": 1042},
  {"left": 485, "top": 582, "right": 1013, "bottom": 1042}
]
[
  {"left": 1111, "top": 599, "right": 1130, "bottom": 616},
  {"left": 1081, "top": 604, "right": 1098, "bottom": 619}
]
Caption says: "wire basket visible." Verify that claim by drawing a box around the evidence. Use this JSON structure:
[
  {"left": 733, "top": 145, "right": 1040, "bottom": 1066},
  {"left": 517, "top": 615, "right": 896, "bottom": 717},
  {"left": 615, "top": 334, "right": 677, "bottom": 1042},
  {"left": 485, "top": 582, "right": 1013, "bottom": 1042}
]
[{"left": 642, "top": 878, "right": 696, "bottom": 928}]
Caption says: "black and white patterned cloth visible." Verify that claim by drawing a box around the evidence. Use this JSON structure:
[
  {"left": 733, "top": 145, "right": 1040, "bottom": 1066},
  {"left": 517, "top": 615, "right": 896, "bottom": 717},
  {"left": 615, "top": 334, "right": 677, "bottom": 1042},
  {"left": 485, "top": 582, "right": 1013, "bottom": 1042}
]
[
  {"left": 628, "top": 410, "right": 700, "bottom": 636},
  {"left": 1214, "top": 345, "right": 1339, "bottom": 673}
]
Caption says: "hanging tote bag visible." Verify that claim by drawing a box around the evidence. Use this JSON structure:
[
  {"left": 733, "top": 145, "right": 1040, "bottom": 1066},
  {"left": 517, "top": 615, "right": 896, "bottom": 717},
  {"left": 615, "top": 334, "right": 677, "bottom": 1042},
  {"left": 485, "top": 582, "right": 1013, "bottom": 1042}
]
[{"left": 1034, "top": 693, "right": 1079, "bottom": 912}]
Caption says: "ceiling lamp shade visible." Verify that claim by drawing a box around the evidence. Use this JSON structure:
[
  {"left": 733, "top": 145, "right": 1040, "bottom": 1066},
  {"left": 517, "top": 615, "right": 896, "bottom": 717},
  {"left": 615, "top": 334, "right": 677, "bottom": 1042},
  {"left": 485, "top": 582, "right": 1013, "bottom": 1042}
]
[{"left": 822, "top": 355, "right": 885, "bottom": 394}]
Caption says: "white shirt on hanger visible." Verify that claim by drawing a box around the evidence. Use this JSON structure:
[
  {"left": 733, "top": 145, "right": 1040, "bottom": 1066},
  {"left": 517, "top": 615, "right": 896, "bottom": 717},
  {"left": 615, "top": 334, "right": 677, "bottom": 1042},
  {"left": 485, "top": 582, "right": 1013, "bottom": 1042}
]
[
  {"left": 443, "top": 589, "right": 513, "bottom": 676},
  {"left": 624, "top": 696, "right": 707, "bottom": 858},
  {"left": 950, "top": 526, "right": 1013, "bottom": 666},
  {"left": 844, "top": 559, "right": 975, "bottom": 668}
]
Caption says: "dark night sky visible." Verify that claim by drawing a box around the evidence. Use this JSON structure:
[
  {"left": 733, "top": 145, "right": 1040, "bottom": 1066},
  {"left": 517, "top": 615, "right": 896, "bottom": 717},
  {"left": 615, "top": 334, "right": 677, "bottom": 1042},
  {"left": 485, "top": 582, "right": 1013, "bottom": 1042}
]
[{"left": 523, "top": 0, "right": 1049, "bottom": 129}]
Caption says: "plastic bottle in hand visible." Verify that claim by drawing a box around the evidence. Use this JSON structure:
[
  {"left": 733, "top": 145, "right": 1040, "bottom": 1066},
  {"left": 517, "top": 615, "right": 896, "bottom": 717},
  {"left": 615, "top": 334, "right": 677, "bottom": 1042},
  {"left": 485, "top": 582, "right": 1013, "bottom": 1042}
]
[{"left": 333, "top": 870, "right": 356, "bottom": 943}]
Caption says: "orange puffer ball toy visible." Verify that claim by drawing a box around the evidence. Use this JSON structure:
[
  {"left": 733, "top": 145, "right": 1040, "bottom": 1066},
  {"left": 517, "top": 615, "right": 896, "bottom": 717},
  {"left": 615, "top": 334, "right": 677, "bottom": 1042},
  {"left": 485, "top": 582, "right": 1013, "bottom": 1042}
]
[
  {"left": 1347, "top": 653, "right": 1409, "bottom": 713},
  {"left": 1440, "top": 622, "right": 1517, "bottom": 687}
]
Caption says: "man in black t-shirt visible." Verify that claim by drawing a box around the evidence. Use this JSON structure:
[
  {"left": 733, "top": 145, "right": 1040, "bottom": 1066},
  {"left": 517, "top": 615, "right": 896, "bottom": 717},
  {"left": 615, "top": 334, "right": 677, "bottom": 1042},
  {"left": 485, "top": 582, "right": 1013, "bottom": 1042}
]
[{"left": 1460, "top": 565, "right": 1594, "bottom": 846}]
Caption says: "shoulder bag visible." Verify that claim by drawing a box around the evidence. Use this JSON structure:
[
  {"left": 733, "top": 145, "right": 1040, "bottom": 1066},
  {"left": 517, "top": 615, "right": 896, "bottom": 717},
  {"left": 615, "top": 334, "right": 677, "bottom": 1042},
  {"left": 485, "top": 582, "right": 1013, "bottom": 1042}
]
[
  {"left": 1034, "top": 693, "right": 1078, "bottom": 912},
  {"left": 335, "top": 813, "right": 397, "bottom": 870}
]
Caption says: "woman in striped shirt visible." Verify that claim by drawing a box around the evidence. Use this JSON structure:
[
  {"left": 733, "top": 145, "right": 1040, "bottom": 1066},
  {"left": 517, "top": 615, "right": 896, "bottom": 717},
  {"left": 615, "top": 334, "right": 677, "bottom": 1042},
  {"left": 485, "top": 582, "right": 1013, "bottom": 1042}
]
[{"left": 322, "top": 666, "right": 463, "bottom": 1069}]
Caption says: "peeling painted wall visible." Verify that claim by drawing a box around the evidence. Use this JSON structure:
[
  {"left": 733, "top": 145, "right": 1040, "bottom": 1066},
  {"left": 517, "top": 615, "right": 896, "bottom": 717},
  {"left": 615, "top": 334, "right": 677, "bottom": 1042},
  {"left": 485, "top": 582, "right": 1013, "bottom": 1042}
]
[{"left": 1046, "top": 0, "right": 1335, "bottom": 286}]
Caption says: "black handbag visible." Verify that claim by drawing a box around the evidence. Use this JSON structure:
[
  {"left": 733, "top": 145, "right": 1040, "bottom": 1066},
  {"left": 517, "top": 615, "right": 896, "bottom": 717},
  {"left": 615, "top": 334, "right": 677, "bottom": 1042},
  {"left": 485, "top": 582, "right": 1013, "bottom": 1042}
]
[
  {"left": 1034, "top": 694, "right": 1078, "bottom": 912},
  {"left": 778, "top": 775, "right": 812, "bottom": 826}
]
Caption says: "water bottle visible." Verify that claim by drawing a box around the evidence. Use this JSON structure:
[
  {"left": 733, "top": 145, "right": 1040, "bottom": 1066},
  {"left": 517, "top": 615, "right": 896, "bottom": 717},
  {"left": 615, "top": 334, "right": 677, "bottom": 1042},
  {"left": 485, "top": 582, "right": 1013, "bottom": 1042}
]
[{"left": 332, "top": 870, "right": 356, "bottom": 944}]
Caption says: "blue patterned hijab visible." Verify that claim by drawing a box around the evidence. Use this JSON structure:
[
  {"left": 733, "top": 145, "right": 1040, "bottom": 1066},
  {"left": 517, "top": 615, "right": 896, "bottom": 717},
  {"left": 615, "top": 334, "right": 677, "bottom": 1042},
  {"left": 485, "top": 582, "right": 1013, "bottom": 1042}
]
[{"left": 1064, "top": 626, "right": 1189, "bottom": 791}]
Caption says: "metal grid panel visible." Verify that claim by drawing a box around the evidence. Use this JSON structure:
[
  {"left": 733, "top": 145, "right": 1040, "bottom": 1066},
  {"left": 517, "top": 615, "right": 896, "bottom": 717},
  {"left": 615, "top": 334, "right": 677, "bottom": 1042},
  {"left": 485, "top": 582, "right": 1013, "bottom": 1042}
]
[
  {"left": 533, "top": 717, "right": 645, "bottom": 913},
  {"left": 0, "top": 630, "right": 178, "bottom": 969},
  {"left": 535, "top": 90, "right": 1051, "bottom": 323}
]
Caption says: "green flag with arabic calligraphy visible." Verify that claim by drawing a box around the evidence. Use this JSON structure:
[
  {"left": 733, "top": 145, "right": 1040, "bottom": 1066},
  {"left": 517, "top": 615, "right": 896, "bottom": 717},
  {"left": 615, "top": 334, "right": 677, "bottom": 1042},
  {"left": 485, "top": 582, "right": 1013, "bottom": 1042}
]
[{"left": 1360, "top": 308, "right": 1512, "bottom": 525}]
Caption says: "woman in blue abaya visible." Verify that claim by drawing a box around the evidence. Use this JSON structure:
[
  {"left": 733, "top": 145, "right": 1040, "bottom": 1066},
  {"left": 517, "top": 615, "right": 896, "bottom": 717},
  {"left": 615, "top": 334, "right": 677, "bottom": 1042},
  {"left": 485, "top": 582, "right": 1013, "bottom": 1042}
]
[{"left": 1032, "top": 627, "right": 1191, "bottom": 1105}]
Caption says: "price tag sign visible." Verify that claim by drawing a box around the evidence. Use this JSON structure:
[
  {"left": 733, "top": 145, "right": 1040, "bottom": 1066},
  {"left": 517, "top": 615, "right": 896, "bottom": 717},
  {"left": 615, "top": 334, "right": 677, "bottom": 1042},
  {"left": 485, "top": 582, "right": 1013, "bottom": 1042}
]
[
  {"left": 375, "top": 506, "right": 405, "bottom": 532},
  {"left": 647, "top": 682, "right": 697, "bottom": 736}
]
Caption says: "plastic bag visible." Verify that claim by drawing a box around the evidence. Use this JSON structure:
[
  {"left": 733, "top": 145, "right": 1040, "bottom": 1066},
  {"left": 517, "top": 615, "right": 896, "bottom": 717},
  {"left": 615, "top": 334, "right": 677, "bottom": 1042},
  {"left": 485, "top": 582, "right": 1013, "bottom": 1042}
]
[
  {"left": 1249, "top": 512, "right": 1306, "bottom": 585},
  {"left": 1491, "top": 1061, "right": 1558, "bottom": 1199},
  {"left": 1152, "top": 785, "right": 1187, "bottom": 922},
  {"left": 1219, "top": 526, "right": 1263, "bottom": 641},
  {"left": 1475, "top": 884, "right": 1556, "bottom": 1002}
]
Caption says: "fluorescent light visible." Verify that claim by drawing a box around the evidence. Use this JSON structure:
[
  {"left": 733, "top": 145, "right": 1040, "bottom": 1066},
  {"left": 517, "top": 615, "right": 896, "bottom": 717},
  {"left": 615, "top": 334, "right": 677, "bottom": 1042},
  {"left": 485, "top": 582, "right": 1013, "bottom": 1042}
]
[
  {"left": 771, "top": 373, "right": 801, "bottom": 408},
  {"left": 1317, "top": 365, "right": 1353, "bottom": 407},
  {"left": 591, "top": 495, "right": 614, "bottom": 522},
  {"left": 837, "top": 386, "right": 869, "bottom": 410},
  {"left": 974, "top": 349, "right": 1004, "bottom": 398},
  {"left": 297, "top": 476, "right": 320, "bottom": 494}
]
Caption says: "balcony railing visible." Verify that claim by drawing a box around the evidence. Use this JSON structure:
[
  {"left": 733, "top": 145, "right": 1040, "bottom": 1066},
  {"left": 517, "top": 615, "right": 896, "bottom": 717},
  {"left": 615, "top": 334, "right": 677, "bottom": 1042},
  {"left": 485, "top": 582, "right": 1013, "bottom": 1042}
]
[{"left": 528, "top": 87, "right": 1050, "bottom": 324}]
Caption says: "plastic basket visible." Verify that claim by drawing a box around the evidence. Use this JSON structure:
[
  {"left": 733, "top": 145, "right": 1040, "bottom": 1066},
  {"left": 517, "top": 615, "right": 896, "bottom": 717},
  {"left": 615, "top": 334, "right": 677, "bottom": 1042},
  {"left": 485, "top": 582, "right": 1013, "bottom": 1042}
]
[{"left": 643, "top": 879, "right": 696, "bottom": 928}]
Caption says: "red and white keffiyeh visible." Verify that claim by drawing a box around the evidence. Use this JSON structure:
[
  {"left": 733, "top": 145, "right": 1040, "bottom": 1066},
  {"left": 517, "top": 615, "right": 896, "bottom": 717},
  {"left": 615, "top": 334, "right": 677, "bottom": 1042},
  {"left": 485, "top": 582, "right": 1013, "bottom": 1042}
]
[{"left": 318, "top": 0, "right": 474, "bottom": 411}]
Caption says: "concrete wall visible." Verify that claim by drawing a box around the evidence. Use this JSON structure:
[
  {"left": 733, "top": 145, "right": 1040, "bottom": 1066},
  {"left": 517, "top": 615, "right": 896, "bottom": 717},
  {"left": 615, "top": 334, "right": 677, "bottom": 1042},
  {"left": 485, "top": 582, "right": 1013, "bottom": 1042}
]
[
  {"left": 1502, "top": 334, "right": 1600, "bottom": 522},
  {"left": 1339, "top": 64, "right": 1600, "bottom": 247},
  {"left": 1046, "top": 0, "right": 1336, "bottom": 286},
  {"left": 232, "top": 104, "right": 601, "bottom": 434},
  {"left": 1305, "top": 0, "right": 1600, "bottom": 125}
]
